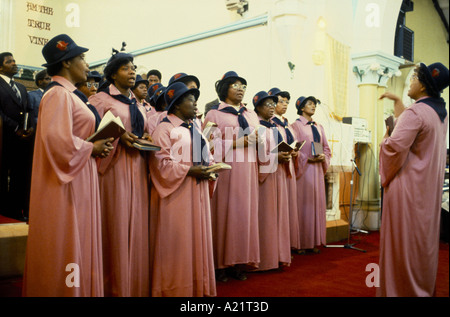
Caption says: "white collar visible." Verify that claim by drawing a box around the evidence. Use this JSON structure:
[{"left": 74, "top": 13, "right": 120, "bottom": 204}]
[{"left": 0, "top": 74, "right": 13, "bottom": 84}]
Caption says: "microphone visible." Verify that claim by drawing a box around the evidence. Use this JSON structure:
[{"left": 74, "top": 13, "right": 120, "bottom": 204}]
[{"left": 351, "top": 159, "right": 361, "bottom": 176}]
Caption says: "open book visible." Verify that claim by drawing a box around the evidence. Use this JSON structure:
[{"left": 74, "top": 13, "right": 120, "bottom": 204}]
[
  {"left": 311, "top": 141, "right": 323, "bottom": 156},
  {"left": 86, "top": 111, "right": 126, "bottom": 142},
  {"left": 132, "top": 138, "right": 161, "bottom": 151},
  {"left": 203, "top": 121, "right": 217, "bottom": 139},
  {"left": 271, "top": 140, "right": 305, "bottom": 153},
  {"left": 205, "top": 162, "right": 232, "bottom": 173}
]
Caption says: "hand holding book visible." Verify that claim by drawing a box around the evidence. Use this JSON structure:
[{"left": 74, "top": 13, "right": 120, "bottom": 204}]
[{"left": 91, "top": 137, "right": 114, "bottom": 158}]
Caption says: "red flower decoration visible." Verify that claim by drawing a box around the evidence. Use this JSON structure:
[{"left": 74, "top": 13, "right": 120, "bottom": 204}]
[
  {"left": 56, "top": 41, "right": 69, "bottom": 51},
  {"left": 253, "top": 96, "right": 259, "bottom": 103},
  {"left": 432, "top": 68, "right": 440, "bottom": 78},
  {"left": 167, "top": 89, "right": 175, "bottom": 99},
  {"left": 152, "top": 85, "right": 159, "bottom": 91},
  {"left": 174, "top": 73, "right": 182, "bottom": 79},
  {"left": 268, "top": 91, "right": 273, "bottom": 95}
]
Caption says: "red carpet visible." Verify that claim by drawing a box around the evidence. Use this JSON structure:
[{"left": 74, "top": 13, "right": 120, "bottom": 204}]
[
  {"left": 0, "top": 231, "right": 448, "bottom": 298},
  {"left": 0, "top": 215, "right": 25, "bottom": 224},
  {"left": 216, "top": 231, "right": 449, "bottom": 297}
]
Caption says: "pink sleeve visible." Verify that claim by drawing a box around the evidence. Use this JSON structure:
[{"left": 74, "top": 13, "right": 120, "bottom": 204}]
[
  {"left": 257, "top": 127, "right": 277, "bottom": 182},
  {"left": 39, "top": 88, "right": 94, "bottom": 184},
  {"left": 379, "top": 108, "right": 422, "bottom": 187},
  {"left": 149, "top": 124, "right": 191, "bottom": 198},
  {"left": 290, "top": 122, "right": 308, "bottom": 179},
  {"left": 320, "top": 125, "right": 331, "bottom": 173},
  {"left": 203, "top": 111, "right": 233, "bottom": 161},
  {"left": 89, "top": 93, "right": 122, "bottom": 175}
]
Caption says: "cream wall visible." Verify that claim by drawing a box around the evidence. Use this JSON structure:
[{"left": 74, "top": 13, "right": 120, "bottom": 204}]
[
  {"left": 3, "top": 0, "right": 447, "bottom": 131},
  {"left": 384, "top": 0, "right": 449, "bottom": 147}
]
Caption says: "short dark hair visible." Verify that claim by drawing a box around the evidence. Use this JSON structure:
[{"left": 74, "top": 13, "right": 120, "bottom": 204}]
[
  {"left": 104, "top": 56, "right": 134, "bottom": 84},
  {"left": 147, "top": 69, "right": 162, "bottom": 80},
  {"left": 46, "top": 61, "right": 63, "bottom": 76},
  {"left": 217, "top": 77, "right": 240, "bottom": 102},
  {"left": 416, "top": 66, "right": 440, "bottom": 99},
  {"left": 278, "top": 91, "right": 290, "bottom": 100},
  {"left": 0, "top": 52, "right": 13, "bottom": 67},
  {"left": 35, "top": 69, "right": 48, "bottom": 86}
]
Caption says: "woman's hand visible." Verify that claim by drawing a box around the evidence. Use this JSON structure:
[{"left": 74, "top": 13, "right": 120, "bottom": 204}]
[
  {"left": 233, "top": 135, "right": 249, "bottom": 148},
  {"left": 379, "top": 92, "right": 405, "bottom": 118},
  {"left": 308, "top": 153, "right": 325, "bottom": 163},
  {"left": 92, "top": 137, "right": 114, "bottom": 158},
  {"left": 278, "top": 151, "right": 291, "bottom": 163},
  {"left": 142, "top": 133, "right": 153, "bottom": 142},
  {"left": 120, "top": 131, "right": 138, "bottom": 148}
]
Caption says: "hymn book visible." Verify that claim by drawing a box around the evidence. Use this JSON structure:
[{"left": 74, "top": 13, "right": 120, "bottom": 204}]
[
  {"left": 205, "top": 162, "right": 232, "bottom": 173},
  {"left": 86, "top": 111, "right": 126, "bottom": 143},
  {"left": 132, "top": 138, "right": 161, "bottom": 151},
  {"left": 271, "top": 140, "right": 305, "bottom": 153},
  {"left": 311, "top": 142, "right": 324, "bottom": 157},
  {"left": 385, "top": 115, "right": 395, "bottom": 136},
  {"left": 206, "top": 162, "right": 232, "bottom": 180}
]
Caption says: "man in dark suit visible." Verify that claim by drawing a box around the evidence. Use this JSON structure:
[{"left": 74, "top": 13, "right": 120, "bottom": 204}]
[{"left": 0, "top": 52, "right": 35, "bottom": 221}]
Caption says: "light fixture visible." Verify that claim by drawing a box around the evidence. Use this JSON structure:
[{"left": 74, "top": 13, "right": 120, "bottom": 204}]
[
  {"left": 225, "top": 0, "right": 249, "bottom": 16},
  {"left": 317, "top": 16, "right": 327, "bottom": 30}
]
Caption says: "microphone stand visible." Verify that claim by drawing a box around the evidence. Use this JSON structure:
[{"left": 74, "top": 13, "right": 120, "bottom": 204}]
[{"left": 325, "top": 159, "right": 366, "bottom": 252}]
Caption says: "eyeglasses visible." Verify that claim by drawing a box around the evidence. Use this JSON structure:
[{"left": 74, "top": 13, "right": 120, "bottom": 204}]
[
  {"left": 264, "top": 102, "right": 276, "bottom": 108},
  {"left": 231, "top": 83, "right": 247, "bottom": 91},
  {"left": 86, "top": 82, "right": 99, "bottom": 89},
  {"left": 410, "top": 73, "right": 419, "bottom": 81}
]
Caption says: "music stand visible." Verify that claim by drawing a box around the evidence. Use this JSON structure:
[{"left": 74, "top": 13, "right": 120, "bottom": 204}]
[{"left": 325, "top": 159, "right": 366, "bottom": 252}]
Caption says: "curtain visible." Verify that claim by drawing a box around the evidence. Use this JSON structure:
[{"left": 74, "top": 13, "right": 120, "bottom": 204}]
[{"left": 325, "top": 34, "right": 350, "bottom": 119}]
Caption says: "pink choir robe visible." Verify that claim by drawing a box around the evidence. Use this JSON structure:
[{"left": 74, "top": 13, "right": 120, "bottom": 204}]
[
  {"left": 89, "top": 85, "right": 149, "bottom": 297},
  {"left": 290, "top": 116, "right": 331, "bottom": 249},
  {"left": 23, "top": 76, "right": 103, "bottom": 297},
  {"left": 142, "top": 99, "right": 157, "bottom": 120},
  {"left": 203, "top": 102, "right": 260, "bottom": 269},
  {"left": 255, "top": 120, "right": 291, "bottom": 271},
  {"left": 377, "top": 98, "right": 448, "bottom": 297},
  {"left": 273, "top": 115, "right": 301, "bottom": 250},
  {"left": 149, "top": 114, "right": 216, "bottom": 297},
  {"left": 148, "top": 110, "right": 167, "bottom": 136}
]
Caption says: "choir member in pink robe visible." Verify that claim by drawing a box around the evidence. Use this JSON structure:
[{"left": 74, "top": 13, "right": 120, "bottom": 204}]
[
  {"left": 203, "top": 71, "right": 260, "bottom": 282},
  {"left": 147, "top": 85, "right": 167, "bottom": 136},
  {"left": 23, "top": 34, "right": 114, "bottom": 297},
  {"left": 377, "top": 63, "right": 449, "bottom": 297},
  {"left": 269, "top": 87, "right": 301, "bottom": 250},
  {"left": 89, "top": 52, "right": 150, "bottom": 297},
  {"left": 133, "top": 74, "right": 156, "bottom": 118},
  {"left": 167, "top": 72, "right": 203, "bottom": 128},
  {"left": 149, "top": 82, "right": 216, "bottom": 297},
  {"left": 290, "top": 96, "right": 331, "bottom": 254},
  {"left": 253, "top": 91, "right": 291, "bottom": 271}
]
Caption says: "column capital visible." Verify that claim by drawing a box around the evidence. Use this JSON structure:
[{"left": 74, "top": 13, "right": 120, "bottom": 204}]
[{"left": 351, "top": 51, "right": 405, "bottom": 87}]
